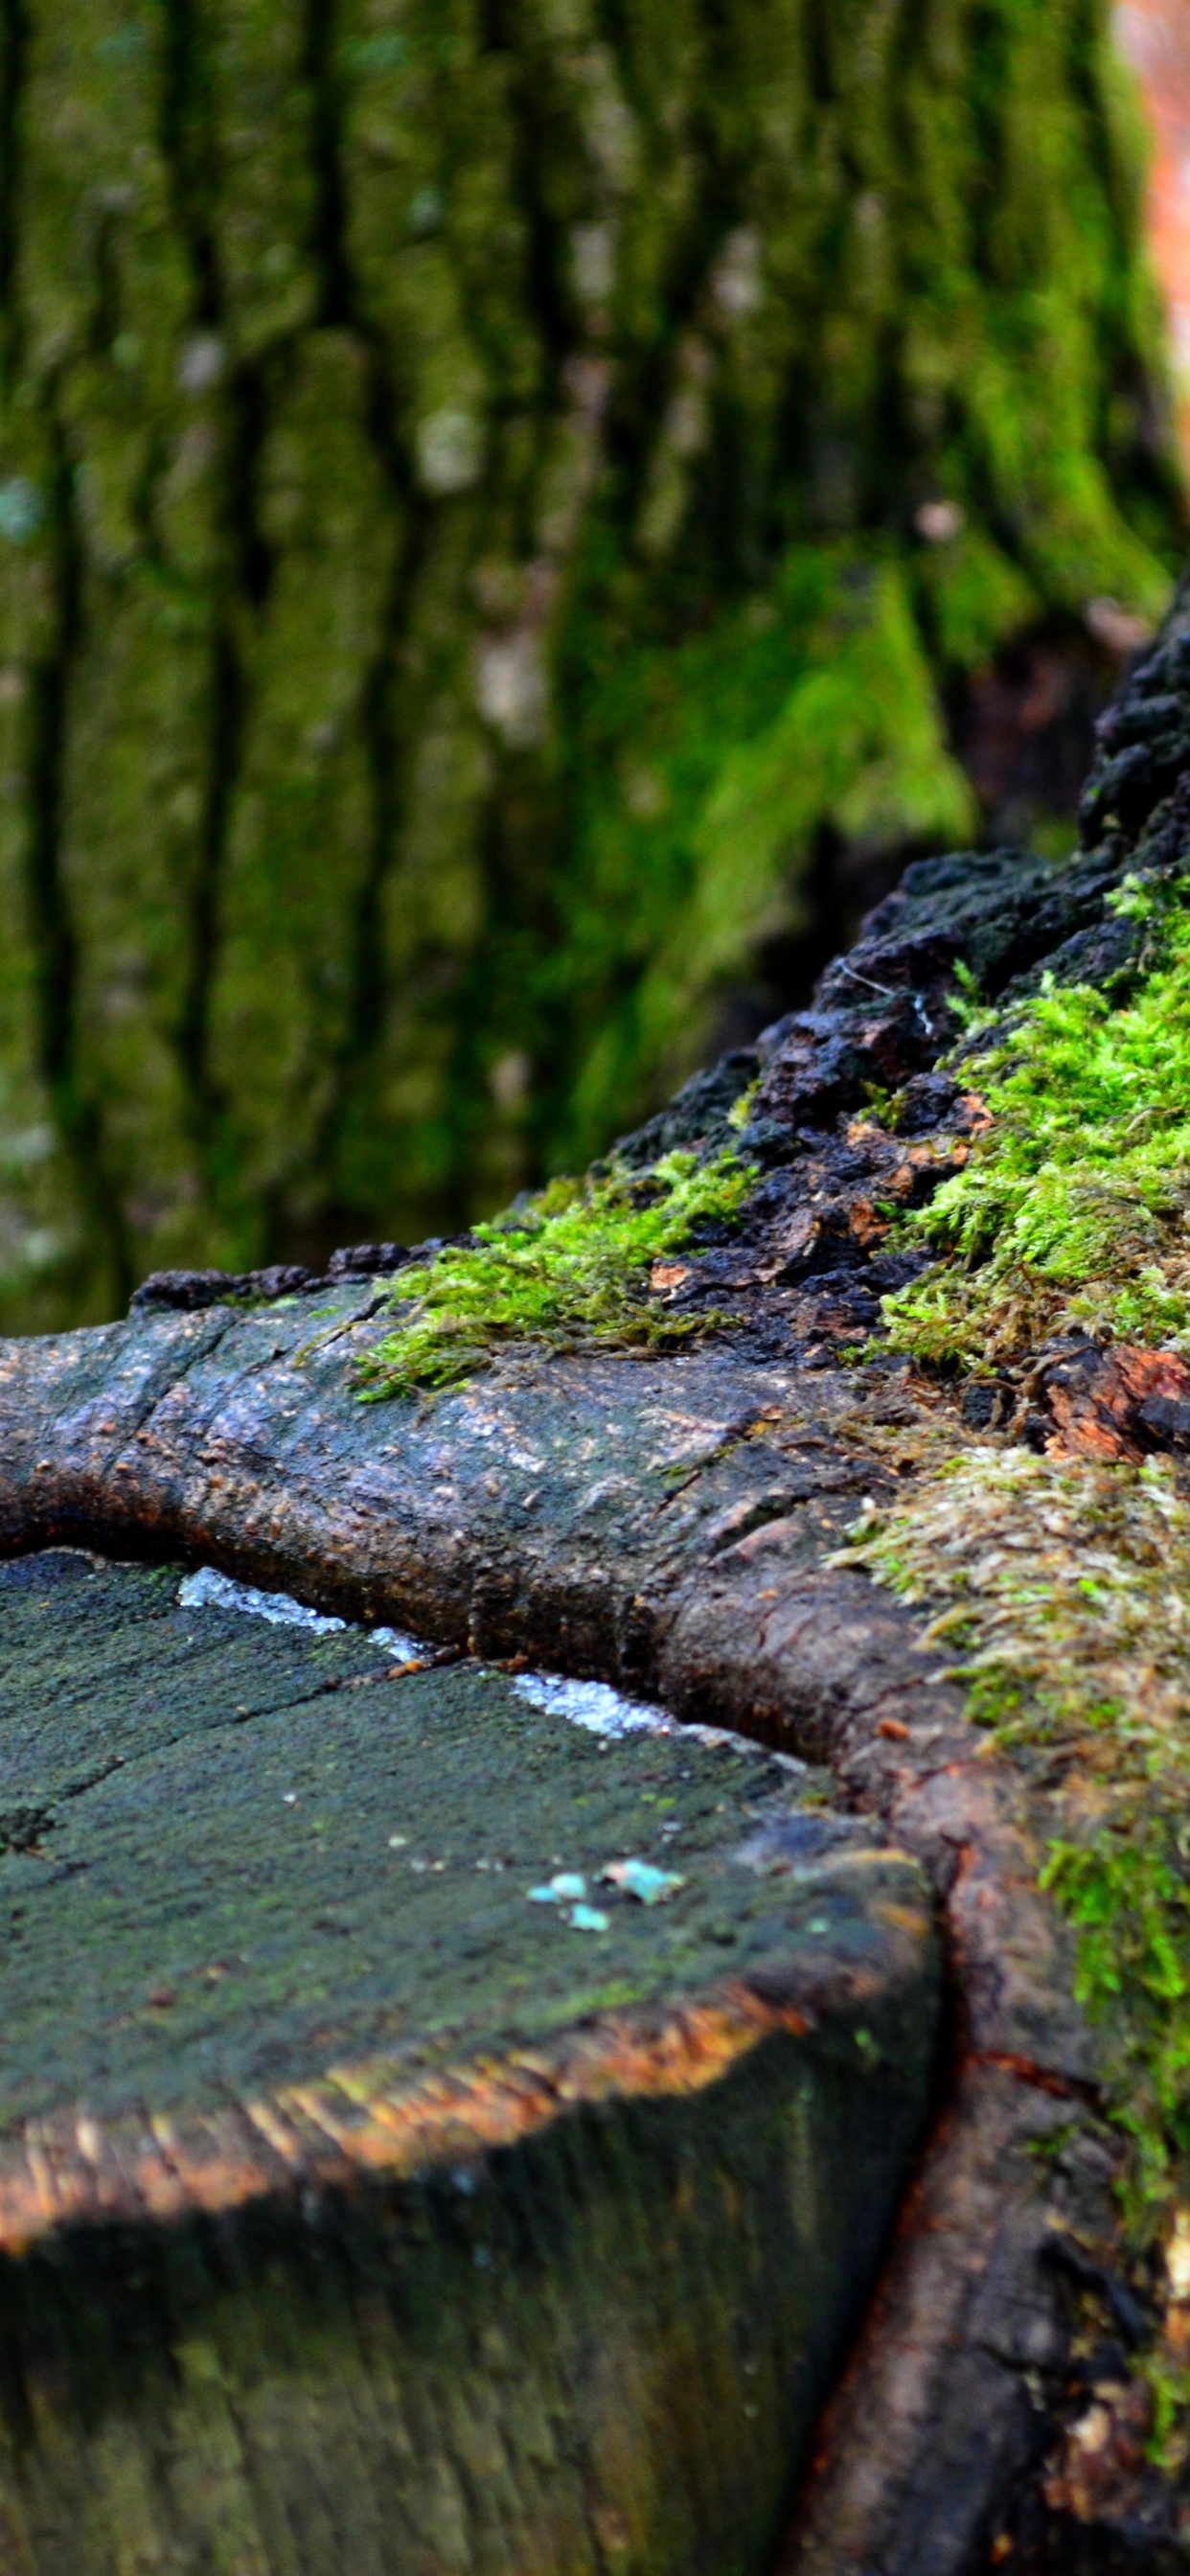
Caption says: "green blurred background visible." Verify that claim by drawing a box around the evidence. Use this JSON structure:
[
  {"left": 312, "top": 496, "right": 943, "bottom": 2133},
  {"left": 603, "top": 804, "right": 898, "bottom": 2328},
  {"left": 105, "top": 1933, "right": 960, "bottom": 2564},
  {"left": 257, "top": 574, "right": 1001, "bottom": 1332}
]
[{"left": 0, "top": 0, "right": 1185, "bottom": 1328}]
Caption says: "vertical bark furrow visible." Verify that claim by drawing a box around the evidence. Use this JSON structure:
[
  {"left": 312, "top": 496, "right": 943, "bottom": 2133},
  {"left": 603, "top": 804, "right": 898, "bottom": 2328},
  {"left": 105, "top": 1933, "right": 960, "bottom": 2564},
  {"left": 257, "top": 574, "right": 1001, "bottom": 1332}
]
[
  {"left": 157, "top": 0, "right": 284, "bottom": 1204},
  {"left": 159, "top": 0, "right": 221, "bottom": 329},
  {"left": 303, "top": 0, "right": 352, "bottom": 330},
  {"left": 284, "top": 0, "right": 430, "bottom": 1226},
  {"left": 0, "top": 0, "right": 1181, "bottom": 1322}
]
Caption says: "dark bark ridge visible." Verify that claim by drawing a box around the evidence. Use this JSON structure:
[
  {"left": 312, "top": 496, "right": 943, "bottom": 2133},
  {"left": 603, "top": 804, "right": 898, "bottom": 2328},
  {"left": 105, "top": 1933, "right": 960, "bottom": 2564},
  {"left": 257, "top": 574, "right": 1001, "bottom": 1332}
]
[{"left": 5, "top": 578, "right": 1190, "bottom": 2567}]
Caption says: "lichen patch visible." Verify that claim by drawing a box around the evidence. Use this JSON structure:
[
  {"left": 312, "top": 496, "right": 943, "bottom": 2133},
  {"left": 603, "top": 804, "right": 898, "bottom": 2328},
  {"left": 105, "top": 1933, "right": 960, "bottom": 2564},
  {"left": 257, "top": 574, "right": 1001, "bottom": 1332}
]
[{"left": 837, "top": 1446, "right": 1190, "bottom": 2249}]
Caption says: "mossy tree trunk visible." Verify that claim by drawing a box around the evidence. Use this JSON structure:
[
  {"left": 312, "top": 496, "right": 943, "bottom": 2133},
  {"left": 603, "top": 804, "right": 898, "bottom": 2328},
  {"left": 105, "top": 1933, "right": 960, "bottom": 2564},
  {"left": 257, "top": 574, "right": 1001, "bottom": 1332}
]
[{"left": 0, "top": 0, "right": 1182, "bottom": 1326}]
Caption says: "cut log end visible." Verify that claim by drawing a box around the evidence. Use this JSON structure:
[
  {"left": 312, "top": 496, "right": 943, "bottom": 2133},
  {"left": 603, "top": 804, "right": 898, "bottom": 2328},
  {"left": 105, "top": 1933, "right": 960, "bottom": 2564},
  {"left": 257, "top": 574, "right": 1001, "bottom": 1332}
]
[{"left": 0, "top": 1552, "right": 938, "bottom": 2576}]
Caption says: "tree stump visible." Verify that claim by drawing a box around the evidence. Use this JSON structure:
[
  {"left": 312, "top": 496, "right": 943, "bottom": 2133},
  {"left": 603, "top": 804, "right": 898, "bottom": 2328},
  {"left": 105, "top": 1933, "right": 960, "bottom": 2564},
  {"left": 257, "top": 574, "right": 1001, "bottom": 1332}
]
[
  {"left": 7, "top": 576, "right": 1190, "bottom": 2570},
  {"left": 0, "top": 1548, "right": 934, "bottom": 2575}
]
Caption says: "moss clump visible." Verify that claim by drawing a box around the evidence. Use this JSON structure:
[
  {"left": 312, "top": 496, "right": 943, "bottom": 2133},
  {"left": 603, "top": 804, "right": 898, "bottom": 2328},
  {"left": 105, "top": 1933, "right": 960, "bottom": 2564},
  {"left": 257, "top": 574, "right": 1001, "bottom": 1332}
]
[
  {"left": 556, "top": 548, "right": 978, "bottom": 1159},
  {"left": 883, "top": 881, "right": 1190, "bottom": 1371},
  {"left": 841, "top": 876, "right": 1190, "bottom": 2449},
  {"left": 357, "top": 1147, "right": 755, "bottom": 1401},
  {"left": 837, "top": 1446, "right": 1190, "bottom": 2240}
]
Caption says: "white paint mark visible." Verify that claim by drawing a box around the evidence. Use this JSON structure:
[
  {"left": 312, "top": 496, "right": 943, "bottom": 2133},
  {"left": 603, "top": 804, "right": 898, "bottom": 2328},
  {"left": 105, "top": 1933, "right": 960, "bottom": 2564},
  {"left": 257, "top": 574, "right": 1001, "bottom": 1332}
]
[
  {"left": 510, "top": 1671, "right": 670, "bottom": 1738},
  {"left": 177, "top": 1568, "right": 808, "bottom": 1772},
  {"left": 176, "top": 1566, "right": 428, "bottom": 1662}
]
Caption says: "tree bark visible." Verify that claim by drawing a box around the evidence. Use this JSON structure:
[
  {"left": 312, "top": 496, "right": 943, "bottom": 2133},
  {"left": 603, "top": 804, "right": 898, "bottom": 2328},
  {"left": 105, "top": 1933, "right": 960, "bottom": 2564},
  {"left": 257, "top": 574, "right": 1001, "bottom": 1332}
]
[{"left": 0, "top": 0, "right": 1182, "bottom": 1328}]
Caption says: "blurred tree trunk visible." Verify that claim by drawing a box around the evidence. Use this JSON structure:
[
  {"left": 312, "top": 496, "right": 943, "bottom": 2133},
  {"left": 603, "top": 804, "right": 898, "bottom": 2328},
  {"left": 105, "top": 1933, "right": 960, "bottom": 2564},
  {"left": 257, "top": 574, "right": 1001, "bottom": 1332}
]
[{"left": 0, "top": 0, "right": 1183, "bottom": 1324}]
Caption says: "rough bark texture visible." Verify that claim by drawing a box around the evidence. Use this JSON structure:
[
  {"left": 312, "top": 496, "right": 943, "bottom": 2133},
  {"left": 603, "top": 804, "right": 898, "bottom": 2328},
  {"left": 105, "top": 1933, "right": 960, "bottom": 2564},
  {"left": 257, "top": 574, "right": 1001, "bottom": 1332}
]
[
  {"left": 0, "top": 0, "right": 1182, "bottom": 1328},
  {"left": 4, "top": 584, "right": 1190, "bottom": 2564}
]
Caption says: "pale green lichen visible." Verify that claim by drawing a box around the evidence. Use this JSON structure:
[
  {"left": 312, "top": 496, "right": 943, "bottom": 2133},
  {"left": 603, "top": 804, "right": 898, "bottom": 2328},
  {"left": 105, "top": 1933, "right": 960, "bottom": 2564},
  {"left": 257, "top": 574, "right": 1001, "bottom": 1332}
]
[
  {"left": 837, "top": 1445, "right": 1190, "bottom": 2239},
  {"left": 356, "top": 1146, "right": 755, "bottom": 1400},
  {"left": 883, "top": 879, "right": 1190, "bottom": 1372},
  {"left": 843, "top": 878, "right": 1190, "bottom": 2450}
]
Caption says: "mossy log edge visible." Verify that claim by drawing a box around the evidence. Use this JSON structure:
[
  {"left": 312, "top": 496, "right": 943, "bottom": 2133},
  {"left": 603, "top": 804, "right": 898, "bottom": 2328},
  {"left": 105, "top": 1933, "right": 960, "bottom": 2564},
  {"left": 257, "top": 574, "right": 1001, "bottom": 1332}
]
[
  {"left": 0, "top": 1289, "right": 1110, "bottom": 2574},
  {"left": 10, "top": 581, "right": 1190, "bottom": 2564}
]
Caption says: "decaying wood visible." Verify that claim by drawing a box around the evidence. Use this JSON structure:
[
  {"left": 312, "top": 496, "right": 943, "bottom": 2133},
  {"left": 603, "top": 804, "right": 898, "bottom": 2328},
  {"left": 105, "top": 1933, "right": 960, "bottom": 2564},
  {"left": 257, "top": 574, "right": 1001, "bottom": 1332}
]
[
  {"left": 0, "top": 1551, "right": 937, "bottom": 2574},
  {"left": 4, "top": 575, "right": 1190, "bottom": 2568}
]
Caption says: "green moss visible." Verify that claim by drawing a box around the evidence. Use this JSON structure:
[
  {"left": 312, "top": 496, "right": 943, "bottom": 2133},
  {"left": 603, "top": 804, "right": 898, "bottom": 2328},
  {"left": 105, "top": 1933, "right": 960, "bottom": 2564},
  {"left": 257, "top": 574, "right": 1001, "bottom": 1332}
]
[
  {"left": 0, "top": 0, "right": 1183, "bottom": 1321},
  {"left": 357, "top": 1144, "right": 756, "bottom": 1401},
  {"left": 555, "top": 549, "right": 977, "bottom": 1157},
  {"left": 883, "top": 879, "right": 1190, "bottom": 1372},
  {"left": 912, "top": 523, "right": 1041, "bottom": 677},
  {"left": 836, "top": 1446, "right": 1190, "bottom": 2239},
  {"left": 843, "top": 873, "right": 1190, "bottom": 2446}
]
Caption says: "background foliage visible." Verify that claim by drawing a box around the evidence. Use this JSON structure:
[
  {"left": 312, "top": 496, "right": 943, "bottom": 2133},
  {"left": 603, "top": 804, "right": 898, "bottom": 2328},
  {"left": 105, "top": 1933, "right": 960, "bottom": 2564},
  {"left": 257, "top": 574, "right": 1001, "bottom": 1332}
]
[{"left": 0, "top": 0, "right": 1184, "bottom": 1324}]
